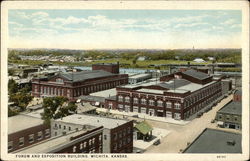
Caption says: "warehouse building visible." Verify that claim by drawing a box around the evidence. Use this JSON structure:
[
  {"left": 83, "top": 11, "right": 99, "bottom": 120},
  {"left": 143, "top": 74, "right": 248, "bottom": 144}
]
[{"left": 112, "top": 69, "right": 222, "bottom": 120}]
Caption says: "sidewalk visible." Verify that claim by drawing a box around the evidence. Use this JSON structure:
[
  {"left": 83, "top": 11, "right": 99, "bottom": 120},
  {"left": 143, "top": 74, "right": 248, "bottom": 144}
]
[{"left": 96, "top": 108, "right": 190, "bottom": 125}]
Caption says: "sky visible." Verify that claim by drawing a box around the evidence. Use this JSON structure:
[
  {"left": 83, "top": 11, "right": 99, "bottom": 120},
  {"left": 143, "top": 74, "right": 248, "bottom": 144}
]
[{"left": 8, "top": 10, "right": 242, "bottom": 49}]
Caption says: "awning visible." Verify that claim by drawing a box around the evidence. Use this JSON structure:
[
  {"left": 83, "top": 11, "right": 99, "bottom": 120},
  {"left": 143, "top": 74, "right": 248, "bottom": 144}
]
[
  {"left": 217, "top": 121, "right": 224, "bottom": 126},
  {"left": 135, "top": 121, "right": 153, "bottom": 135}
]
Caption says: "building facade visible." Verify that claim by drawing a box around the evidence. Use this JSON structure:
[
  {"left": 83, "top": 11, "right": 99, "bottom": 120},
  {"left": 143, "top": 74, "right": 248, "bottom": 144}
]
[
  {"left": 92, "top": 62, "right": 119, "bottom": 74},
  {"left": 32, "top": 70, "right": 128, "bottom": 100},
  {"left": 8, "top": 115, "right": 50, "bottom": 153},
  {"left": 109, "top": 69, "right": 222, "bottom": 120},
  {"left": 51, "top": 114, "right": 133, "bottom": 153}
]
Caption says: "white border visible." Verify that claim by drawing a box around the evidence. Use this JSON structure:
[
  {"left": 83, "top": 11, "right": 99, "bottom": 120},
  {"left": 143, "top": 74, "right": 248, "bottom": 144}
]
[{"left": 1, "top": 1, "right": 249, "bottom": 161}]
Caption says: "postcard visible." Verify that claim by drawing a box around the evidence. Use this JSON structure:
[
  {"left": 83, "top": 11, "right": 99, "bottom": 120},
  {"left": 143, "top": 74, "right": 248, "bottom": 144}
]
[{"left": 1, "top": 1, "right": 249, "bottom": 161}]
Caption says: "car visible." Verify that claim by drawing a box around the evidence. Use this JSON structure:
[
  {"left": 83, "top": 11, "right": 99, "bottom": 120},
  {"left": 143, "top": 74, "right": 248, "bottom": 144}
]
[
  {"left": 136, "top": 150, "right": 142, "bottom": 153},
  {"left": 211, "top": 119, "right": 215, "bottom": 123},
  {"left": 153, "top": 139, "right": 161, "bottom": 145}
]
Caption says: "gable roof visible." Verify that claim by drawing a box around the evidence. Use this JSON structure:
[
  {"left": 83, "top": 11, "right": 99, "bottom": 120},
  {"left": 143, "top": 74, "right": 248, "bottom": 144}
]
[
  {"left": 183, "top": 69, "right": 210, "bottom": 80},
  {"left": 54, "top": 70, "right": 115, "bottom": 82},
  {"left": 134, "top": 121, "right": 153, "bottom": 135}
]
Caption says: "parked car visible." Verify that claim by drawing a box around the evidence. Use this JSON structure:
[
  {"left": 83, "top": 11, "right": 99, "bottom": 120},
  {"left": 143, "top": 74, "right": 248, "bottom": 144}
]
[{"left": 153, "top": 139, "right": 161, "bottom": 145}]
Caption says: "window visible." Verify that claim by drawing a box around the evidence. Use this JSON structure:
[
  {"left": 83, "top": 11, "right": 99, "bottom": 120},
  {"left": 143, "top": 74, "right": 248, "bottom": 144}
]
[
  {"left": 234, "top": 116, "right": 238, "bottom": 121},
  {"left": 64, "top": 126, "right": 66, "bottom": 130},
  {"left": 99, "top": 135, "right": 102, "bottom": 142},
  {"left": 29, "top": 134, "right": 34, "bottom": 143},
  {"left": 19, "top": 137, "right": 24, "bottom": 146},
  {"left": 141, "top": 98, "right": 146, "bottom": 105},
  {"left": 133, "top": 98, "right": 138, "bottom": 104},
  {"left": 84, "top": 142, "right": 87, "bottom": 148},
  {"left": 59, "top": 125, "right": 61, "bottom": 129},
  {"left": 113, "top": 143, "right": 117, "bottom": 150},
  {"left": 119, "top": 132, "right": 123, "bottom": 138},
  {"left": 157, "top": 100, "right": 163, "bottom": 107},
  {"left": 118, "top": 96, "right": 123, "bottom": 102},
  {"left": 113, "top": 133, "right": 117, "bottom": 140},
  {"left": 174, "top": 113, "right": 181, "bottom": 120},
  {"left": 37, "top": 131, "right": 43, "bottom": 140},
  {"left": 140, "top": 107, "right": 146, "bottom": 114},
  {"left": 8, "top": 141, "right": 13, "bottom": 151},
  {"left": 123, "top": 129, "right": 126, "bottom": 136},
  {"left": 149, "top": 100, "right": 155, "bottom": 106},
  {"left": 73, "top": 146, "right": 77, "bottom": 153},
  {"left": 166, "top": 102, "right": 172, "bottom": 108},
  {"left": 127, "top": 127, "right": 131, "bottom": 134},
  {"left": 174, "top": 103, "right": 181, "bottom": 109},
  {"left": 89, "top": 139, "right": 92, "bottom": 145},
  {"left": 80, "top": 143, "right": 83, "bottom": 150},
  {"left": 133, "top": 106, "right": 138, "bottom": 112},
  {"left": 125, "top": 96, "right": 130, "bottom": 103},
  {"left": 92, "top": 138, "right": 95, "bottom": 144},
  {"left": 45, "top": 129, "right": 50, "bottom": 137},
  {"left": 119, "top": 140, "right": 122, "bottom": 148},
  {"left": 125, "top": 105, "right": 130, "bottom": 112},
  {"left": 69, "top": 127, "right": 71, "bottom": 131},
  {"left": 104, "top": 135, "right": 107, "bottom": 140},
  {"left": 127, "top": 137, "right": 131, "bottom": 143},
  {"left": 118, "top": 104, "right": 123, "bottom": 110},
  {"left": 55, "top": 132, "right": 57, "bottom": 136}
]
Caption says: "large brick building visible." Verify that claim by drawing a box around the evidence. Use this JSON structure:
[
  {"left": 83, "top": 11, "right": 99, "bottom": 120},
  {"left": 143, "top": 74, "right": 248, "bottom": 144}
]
[
  {"left": 92, "top": 62, "right": 119, "bottom": 74},
  {"left": 17, "top": 126, "right": 104, "bottom": 153},
  {"left": 32, "top": 64, "right": 128, "bottom": 100},
  {"left": 50, "top": 114, "right": 133, "bottom": 153},
  {"left": 8, "top": 115, "right": 50, "bottom": 153},
  {"left": 111, "top": 69, "right": 223, "bottom": 120}
]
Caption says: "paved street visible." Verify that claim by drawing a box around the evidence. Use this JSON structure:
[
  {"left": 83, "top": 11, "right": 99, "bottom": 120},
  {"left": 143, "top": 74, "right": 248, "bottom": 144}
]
[{"left": 144, "top": 94, "right": 235, "bottom": 153}]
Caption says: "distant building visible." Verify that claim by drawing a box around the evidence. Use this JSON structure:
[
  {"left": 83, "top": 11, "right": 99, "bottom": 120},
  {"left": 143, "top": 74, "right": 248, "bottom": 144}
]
[
  {"left": 32, "top": 68, "right": 128, "bottom": 100},
  {"left": 92, "top": 62, "right": 120, "bottom": 74},
  {"left": 137, "top": 56, "right": 146, "bottom": 61},
  {"left": 216, "top": 101, "right": 242, "bottom": 130},
  {"left": 108, "top": 69, "right": 222, "bottom": 120},
  {"left": 183, "top": 128, "right": 242, "bottom": 153},
  {"left": 51, "top": 114, "right": 133, "bottom": 153},
  {"left": 128, "top": 73, "right": 152, "bottom": 84},
  {"left": 193, "top": 58, "right": 205, "bottom": 63},
  {"left": 8, "top": 115, "right": 50, "bottom": 153}
]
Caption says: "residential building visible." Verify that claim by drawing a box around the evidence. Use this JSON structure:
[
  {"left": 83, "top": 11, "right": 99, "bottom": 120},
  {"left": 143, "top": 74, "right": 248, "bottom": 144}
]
[
  {"left": 183, "top": 128, "right": 242, "bottom": 153},
  {"left": 216, "top": 101, "right": 242, "bottom": 130},
  {"left": 8, "top": 115, "right": 50, "bottom": 153},
  {"left": 31, "top": 68, "right": 128, "bottom": 100},
  {"left": 51, "top": 114, "right": 133, "bottom": 153},
  {"left": 112, "top": 69, "right": 222, "bottom": 120}
]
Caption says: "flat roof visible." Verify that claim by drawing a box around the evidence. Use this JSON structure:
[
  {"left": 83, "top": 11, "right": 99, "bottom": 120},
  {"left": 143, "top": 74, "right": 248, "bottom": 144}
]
[
  {"left": 55, "top": 114, "right": 129, "bottom": 129},
  {"left": 8, "top": 114, "right": 44, "bottom": 134},
  {"left": 78, "top": 95, "right": 105, "bottom": 103},
  {"left": 17, "top": 129, "right": 89, "bottom": 153},
  {"left": 184, "top": 128, "right": 242, "bottom": 153},
  {"left": 129, "top": 73, "right": 151, "bottom": 79},
  {"left": 218, "top": 101, "right": 242, "bottom": 115},
  {"left": 183, "top": 69, "right": 210, "bottom": 80},
  {"left": 90, "top": 88, "right": 117, "bottom": 97},
  {"left": 137, "top": 88, "right": 164, "bottom": 94}
]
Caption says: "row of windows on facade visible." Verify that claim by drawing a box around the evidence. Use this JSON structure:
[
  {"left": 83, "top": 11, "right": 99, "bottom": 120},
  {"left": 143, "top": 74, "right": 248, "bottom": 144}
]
[
  {"left": 117, "top": 98, "right": 181, "bottom": 109},
  {"left": 72, "top": 145, "right": 102, "bottom": 153},
  {"left": 72, "top": 136, "right": 102, "bottom": 152},
  {"left": 113, "top": 137, "right": 131, "bottom": 151},
  {"left": 8, "top": 129, "right": 50, "bottom": 151},
  {"left": 113, "top": 127, "right": 131, "bottom": 140},
  {"left": 35, "top": 80, "right": 123, "bottom": 97},
  {"left": 218, "top": 114, "right": 240, "bottom": 122}
]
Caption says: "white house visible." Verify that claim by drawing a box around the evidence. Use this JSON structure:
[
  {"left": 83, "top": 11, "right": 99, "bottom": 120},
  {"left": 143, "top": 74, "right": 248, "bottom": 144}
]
[{"left": 193, "top": 58, "right": 205, "bottom": 63}]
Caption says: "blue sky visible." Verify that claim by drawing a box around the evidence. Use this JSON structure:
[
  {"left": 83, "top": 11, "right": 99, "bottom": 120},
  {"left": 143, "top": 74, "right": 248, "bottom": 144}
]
[{"left": 8, "top": 10, "right": 242, "bottom": 49}]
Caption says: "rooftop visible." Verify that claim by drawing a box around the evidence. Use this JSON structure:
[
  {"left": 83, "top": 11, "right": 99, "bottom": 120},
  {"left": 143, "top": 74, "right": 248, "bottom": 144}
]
[
  {"left": 8, "top": 114, "right": 44, "bottom": 134},
  {"left": 90, "top": 88, "right": 117, "bottom": 98},
  {"left": 218, "top": 101, "right": 242, "bottom": 115},
  {"left": 137, "top": 88, "right": 164, "bottom": 94},
  {"left": 183, "top": 69, "right": 210, "bottom": 80},
  {"left": 235, "top": 89, "right": 242, "bottom": 95},
  {"left": 129, "top": 73, "right": 151, "bottom": 79},
  {"left": 57, "top": 70, "right": 115, "bottom": 82},
  {"left": 17, "top": 129, "right": 90, "bottom": 153},
  {"left": 184, "top": 128, "right": 242, "bottom": 153},
  {"left": 134, "top": 121, "right": 153, "bottom": 135},
  {"left": 78, "top": 95, "right": 105, "bottom": 103},
  {"left": 55, "top": 114, "right": 129, "bottom": 129}
]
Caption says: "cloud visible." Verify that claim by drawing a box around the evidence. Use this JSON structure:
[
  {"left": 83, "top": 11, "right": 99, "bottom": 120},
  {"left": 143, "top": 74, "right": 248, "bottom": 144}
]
[
  {"left": 8, "top": 21, "right": 23, "bottom": 27},
  {"left": 221, "top": 19, "right": 236, "bottom": 25},
  {"left": 174, "top": 22, "right": 209, "bottom": 28}
]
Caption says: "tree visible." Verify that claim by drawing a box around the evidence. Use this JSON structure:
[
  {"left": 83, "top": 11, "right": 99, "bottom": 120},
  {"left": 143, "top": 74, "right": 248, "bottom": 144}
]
[
  {"left": 40, "top": 97, "right": 77, "bottom": 125},
  {"left": 9, "top": 92, "right": 33, "bottom": 110},
  {"left": 8, "top": 79, "right": 18, "bottom": 95}
]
